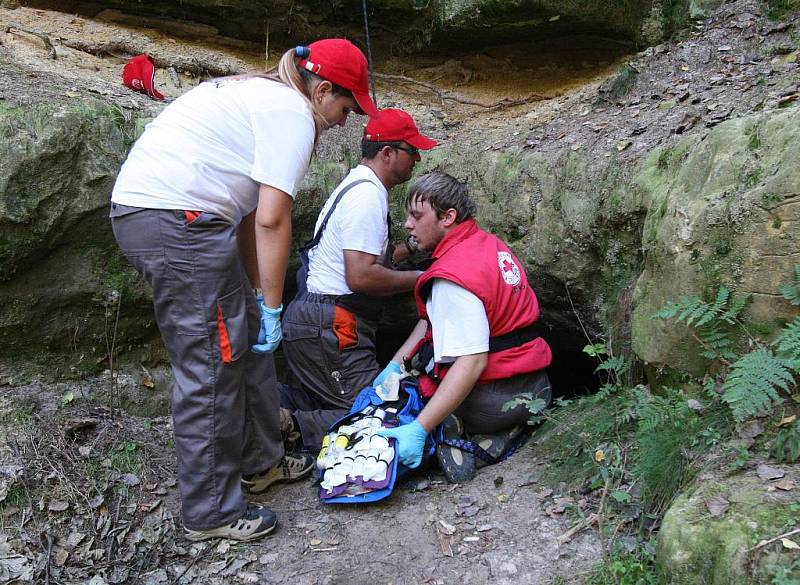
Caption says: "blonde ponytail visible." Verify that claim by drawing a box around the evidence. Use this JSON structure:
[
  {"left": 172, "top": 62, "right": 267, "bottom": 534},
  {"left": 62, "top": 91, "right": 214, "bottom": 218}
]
[{"left": 271, "top": 49, "right": 325, "bottom": 144}]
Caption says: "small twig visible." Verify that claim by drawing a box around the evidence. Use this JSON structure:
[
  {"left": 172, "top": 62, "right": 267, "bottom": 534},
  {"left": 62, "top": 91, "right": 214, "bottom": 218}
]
[
  {"left": 43, "top": 532, "right": 53, "bottom": 585},
  {"left": 597, "top": 472, "right": 612, "bottom": 556},
  {"left": 747, "top": 527, "right": 800, "bottom": 552},
  {"left": 169, "top": 540, "right": 216, "bottom": 585},
  {"left": 4, "top": 23, "right": 57, "bottom": 59},
  {"left": 557, "top": 512, "right": 599, "bottom": 544},
  {"left": 564, "top": 283, "right": 593, "bottom": 346}
]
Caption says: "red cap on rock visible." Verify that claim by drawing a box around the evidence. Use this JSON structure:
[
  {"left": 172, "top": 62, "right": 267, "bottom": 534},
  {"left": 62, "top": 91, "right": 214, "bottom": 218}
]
[
  {"left": 364, "top": 108, "right": 438, "bottom": 150},
  {"left": 297, "top": 39, "right": 378, "bottom": 116},
  {"left": 122, "top": 55, "right": 165, "bottom": 101}
]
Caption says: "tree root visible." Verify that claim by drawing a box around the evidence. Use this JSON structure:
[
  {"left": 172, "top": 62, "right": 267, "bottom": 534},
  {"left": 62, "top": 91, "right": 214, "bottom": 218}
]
[
  {"left": 4, "top": 22, "right": 57, "bottom": 59},
  {"left": 59, "top": 39, "right": 246, "bottom": 78},
  {"left": 374, "top": 72, "right": 548, "bottom": 109}
]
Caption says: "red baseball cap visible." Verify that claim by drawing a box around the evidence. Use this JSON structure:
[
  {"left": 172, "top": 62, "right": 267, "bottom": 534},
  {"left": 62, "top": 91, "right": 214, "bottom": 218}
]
[
  {"left": 297, "top": 39, "right": 378, "bottom": 117},
  {"left": 122, "top": 55, "right": 165, "bottom": 101},
  {"left": 364, "top": 108, "right": 438, "bottom": 150}
]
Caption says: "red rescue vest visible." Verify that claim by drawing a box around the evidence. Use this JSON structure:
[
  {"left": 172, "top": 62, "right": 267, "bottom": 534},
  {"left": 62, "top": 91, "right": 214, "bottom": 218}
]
[{"left": 413, "top": 219, "right": 552, "bottom": 397}]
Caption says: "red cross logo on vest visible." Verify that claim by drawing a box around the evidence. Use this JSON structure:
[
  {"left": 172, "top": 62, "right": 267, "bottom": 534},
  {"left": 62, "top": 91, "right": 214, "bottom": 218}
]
[{"left": 497, "top": 251, "right": 521, "bottom": 286}]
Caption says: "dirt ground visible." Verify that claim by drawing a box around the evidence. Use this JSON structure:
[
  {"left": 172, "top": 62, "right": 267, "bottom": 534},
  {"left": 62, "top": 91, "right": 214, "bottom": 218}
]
[
  {"left": 0, "top": 373, "right": 602, "bottom": 584},
  {"left": 1, "top": 1, "right": 799, "bottom": 583}
]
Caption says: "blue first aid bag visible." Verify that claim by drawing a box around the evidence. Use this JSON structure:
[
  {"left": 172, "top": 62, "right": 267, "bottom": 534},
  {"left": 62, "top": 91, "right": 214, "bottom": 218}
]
[{"left": 318, "top": 378, "right": 434, "bottom": 504}]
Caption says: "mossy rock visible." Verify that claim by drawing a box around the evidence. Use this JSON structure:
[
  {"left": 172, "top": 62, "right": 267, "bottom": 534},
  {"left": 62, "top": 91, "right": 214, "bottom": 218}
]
[
  {"left": 658, "top": 465, "right": 800, "bottom": 584},
  {"left": 631, "top": 108, "right": 800, "bottom": 381}
]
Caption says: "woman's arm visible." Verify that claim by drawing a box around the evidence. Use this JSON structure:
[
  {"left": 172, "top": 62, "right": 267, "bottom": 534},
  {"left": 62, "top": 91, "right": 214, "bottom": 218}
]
[{"left": 254, "top": 183, "right": 294, "bottom": 308}]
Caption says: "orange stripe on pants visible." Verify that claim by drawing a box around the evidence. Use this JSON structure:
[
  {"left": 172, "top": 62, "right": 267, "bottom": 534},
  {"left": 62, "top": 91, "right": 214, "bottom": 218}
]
[
  {"left": 216, "top": 302, "right": 233, "bottom": 363},
  {"left": 333, "top": 306, "right": 357, "bottom": 352}
]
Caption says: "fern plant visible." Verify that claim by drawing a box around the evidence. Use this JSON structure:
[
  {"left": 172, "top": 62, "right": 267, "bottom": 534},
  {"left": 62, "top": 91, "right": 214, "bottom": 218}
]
[
  {"left": 631, "top": 386, "right": 702, "bottom": 512},
  {"left": 772, "top": 421, "right": 800, "bottom": 464},
  {"left": 652, "top": 286, "right": 748, "bottom": 361},
  {"left": 779, "top": 264, "right": 800, "bottom": 306},
  {"left": 584, "top": 344, "right": 631, "bottom": 403},
  {"left": 654, "top": 269, "right": 800, "bottom": 422}
]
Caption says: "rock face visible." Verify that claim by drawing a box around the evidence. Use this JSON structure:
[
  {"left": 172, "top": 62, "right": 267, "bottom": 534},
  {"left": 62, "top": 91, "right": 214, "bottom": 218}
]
[
  {"left": 632, "top": 109, "right": 800, "bottom": 378},
  {"left": 0, "top": 64, "right": 155, "bottom": 374},
  {"left": 19, "top": 0, "right": 694, "bottom": 50}
]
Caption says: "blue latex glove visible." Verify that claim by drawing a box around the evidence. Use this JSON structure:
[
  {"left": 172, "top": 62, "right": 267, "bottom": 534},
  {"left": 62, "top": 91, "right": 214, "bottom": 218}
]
[
  {"left": 252, "top": 298, "right": 283, "bottom": 354},
  {"left": 377, "top": 420, "right": 427, "bottom": 468},
  {"left": 372, "top": 360, "right": 403, "bottom": 388}
]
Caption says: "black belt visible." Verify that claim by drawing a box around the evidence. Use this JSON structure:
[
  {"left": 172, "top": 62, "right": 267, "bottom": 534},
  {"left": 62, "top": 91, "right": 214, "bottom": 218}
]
[{"left": 488, "top": 323, "right": 542, "bottom": 353}]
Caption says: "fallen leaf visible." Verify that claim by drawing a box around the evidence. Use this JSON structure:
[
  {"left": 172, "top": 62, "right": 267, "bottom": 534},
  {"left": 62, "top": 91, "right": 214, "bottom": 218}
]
[
  {"left": 48, "top": 500, "right": 69, "bottom": 512},
  {"left": 54, "top": 547, "right": 69, "bottom": 566},
  {"left": 437, "top": 530, "right": 453, "bottom": 557},
  {"left": 775, "top": 479, "right": 795, "bottom": 491},
  {"left": 705, "top": 496, "right": 730, "bottom": 517},
  {"left": 757, "top": 464, "right": 785, "bottom": 481},
  {"left": 782, "top": 538, "right": 800, "bottom": 550},
  {"left": 616, "top": 139, "right": 633, "bottom": 152},
  {"left": 594, "top": 449, "right": 606, "bottom": 462},
  {"left": 497, "top": 494, "right": 509, "bottom": 503},
  {"left": 779, "top": 415, "right": 797, "bottom": 427},
  {"left": 309, "top": 538, "right": 322, "bottom": 546},
  {"left": 438, "top": 520, "right": 456, "bottom": 535},
  {"left": 122, "top": 474, "right": 141, "bottom": 487},
  {"left": 62, "top": 391, "right": 75, "bottom": 406}
]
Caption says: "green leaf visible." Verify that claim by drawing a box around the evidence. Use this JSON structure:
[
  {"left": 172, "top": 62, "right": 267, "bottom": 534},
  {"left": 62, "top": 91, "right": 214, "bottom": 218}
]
[
  {"left": 62, "top": 391, "right": 75, "bottom": 406},
  {"left": 583, "top": 343, "right": 606, "bottom": 357},
  {"left": 611, "top": 490, "right": 632, "bottom": 503}
]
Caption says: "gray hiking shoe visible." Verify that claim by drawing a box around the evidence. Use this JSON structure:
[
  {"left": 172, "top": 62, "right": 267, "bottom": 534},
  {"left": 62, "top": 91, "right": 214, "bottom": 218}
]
[
  {"left": 435, "top": 414, "right": 476, "bottom": 484},
  {"left": 184, "top": 503, "right": 277, "bottom": 542},
  {"left": 241, "top": 452, "right": 315, "bottom": 494}
]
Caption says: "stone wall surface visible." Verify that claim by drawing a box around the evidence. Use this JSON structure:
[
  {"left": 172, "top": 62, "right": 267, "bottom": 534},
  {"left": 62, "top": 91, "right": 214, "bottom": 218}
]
[
  {"left": 18, "top": 0, "right": 695, "bottom": 48},
  {"left": 632, "top": 108, "right": 800, "bottom": 378}
]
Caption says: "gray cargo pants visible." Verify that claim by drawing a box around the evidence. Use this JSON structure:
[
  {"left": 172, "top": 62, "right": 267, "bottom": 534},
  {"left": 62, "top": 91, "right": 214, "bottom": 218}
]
[
  {"left": 110, "top": 204, "right": 283, "bottom": 530},
  {"left": 454, "top": 369, "right": 552, "bottom": 434},
  {"left": 281, "top": 292, "right": 380, "bottom": 451}
]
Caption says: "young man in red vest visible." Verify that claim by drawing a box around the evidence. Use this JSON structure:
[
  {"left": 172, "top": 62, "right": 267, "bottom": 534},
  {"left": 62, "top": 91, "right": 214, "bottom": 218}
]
[{"left": 376, "top": 172, "right": 553, "bottom": 482}]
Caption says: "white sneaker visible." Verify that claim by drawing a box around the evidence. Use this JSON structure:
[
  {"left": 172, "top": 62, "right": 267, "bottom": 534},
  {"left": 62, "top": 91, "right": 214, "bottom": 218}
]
[
  {"left": 184, "top": 503, "right": 277, "bottom": 542},
  {"left": 241, "top": 453, "right": 315, "bottom": 494}
]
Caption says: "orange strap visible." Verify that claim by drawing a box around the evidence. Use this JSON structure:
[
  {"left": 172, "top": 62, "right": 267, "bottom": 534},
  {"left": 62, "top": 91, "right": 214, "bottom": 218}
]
[
  {"left": 216, "top": 302, "right": 233, "bottom": 363},
  {"left": 185, "top": 210, "right": 202, "bottom": 224},
  {"left": 333, "top": 306, "right": 358, "bottom": 352}
]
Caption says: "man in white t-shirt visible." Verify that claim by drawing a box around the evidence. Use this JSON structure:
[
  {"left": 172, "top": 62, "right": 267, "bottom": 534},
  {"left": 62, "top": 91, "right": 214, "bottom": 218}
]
[{"left": 281, "top": 109, "right": 438, "bottom": 451}]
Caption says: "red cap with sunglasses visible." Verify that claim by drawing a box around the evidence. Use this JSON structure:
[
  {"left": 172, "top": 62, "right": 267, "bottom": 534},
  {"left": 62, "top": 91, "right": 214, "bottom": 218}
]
[
  {"left": 364, "top": 108, "right": 438, "bottom": 151},
  {"left": 297, "top": 39, "right": 379, "bottom": 117}
]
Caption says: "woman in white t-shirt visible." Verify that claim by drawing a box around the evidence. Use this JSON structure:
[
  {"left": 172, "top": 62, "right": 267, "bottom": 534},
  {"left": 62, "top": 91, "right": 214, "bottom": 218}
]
[{"left": 109, "top": 39, "right": 378, "bottom": 542}]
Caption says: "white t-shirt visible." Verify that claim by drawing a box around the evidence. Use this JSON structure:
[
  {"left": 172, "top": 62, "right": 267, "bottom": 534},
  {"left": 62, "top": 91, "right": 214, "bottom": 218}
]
[
  {"left": 426, "top": 278, "right": 490, "bottom": 364},
  {"left": 306, "top": 165, "right": 388, "bottom": 296},
  {"left": 111, "top": 77, "right": 315, "bottom": 225}
]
